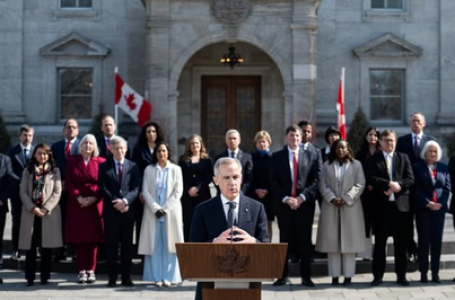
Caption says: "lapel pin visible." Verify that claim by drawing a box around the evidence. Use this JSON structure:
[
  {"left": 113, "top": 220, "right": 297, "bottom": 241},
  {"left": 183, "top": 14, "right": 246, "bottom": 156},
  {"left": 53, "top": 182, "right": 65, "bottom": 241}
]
[{"left": 245, "top": 208, "right": 248, "bottom": 212}]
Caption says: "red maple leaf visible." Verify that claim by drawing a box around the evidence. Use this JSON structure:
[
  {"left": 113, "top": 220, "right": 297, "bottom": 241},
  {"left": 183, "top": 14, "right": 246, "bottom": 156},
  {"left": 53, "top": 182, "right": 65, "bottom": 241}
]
[{"left": 124, "top": 93, "right": 137, "bottom": 110}]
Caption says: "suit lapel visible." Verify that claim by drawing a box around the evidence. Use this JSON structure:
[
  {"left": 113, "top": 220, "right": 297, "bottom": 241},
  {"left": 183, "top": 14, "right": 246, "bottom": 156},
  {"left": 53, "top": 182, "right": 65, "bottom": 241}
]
[
  {"left": 237, "top": 195, "right": 248, "bottom": 228},
  {"left": 213, "top": 196, "right": 228, "bottom": 229}
]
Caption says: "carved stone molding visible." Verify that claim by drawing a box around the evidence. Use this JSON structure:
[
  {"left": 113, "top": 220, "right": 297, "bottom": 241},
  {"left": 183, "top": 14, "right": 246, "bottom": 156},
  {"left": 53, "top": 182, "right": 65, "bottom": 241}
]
[{"left": 212, "top": 0, "right": 252, "bottom": 25}]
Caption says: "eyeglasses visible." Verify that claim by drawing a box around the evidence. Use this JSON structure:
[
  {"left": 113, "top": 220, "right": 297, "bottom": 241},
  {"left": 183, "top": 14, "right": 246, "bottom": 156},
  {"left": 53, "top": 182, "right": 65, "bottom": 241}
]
[{"left": 65, "top": 126, "right": 78, "bottom": 130}]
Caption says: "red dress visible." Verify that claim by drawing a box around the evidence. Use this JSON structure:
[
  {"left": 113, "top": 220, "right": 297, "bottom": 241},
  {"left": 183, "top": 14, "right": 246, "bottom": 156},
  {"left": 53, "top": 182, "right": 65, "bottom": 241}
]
[{"left": 65, "top": 155, "right": 105, "bottom": 243}]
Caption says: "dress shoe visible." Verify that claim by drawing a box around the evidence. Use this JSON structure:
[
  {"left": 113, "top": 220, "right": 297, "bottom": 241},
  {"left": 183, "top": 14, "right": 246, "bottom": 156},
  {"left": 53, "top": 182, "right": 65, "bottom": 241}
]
[
  {"left": 162, "top": 281, "right": 171, "bottom": 287},
  {"left": 331, "top": 277, "right": 339, "bottom": 286},
  {"left": 343, "top": 277, "right": 351, "bottom": 286},
  {"left": 26, "top": 280, "right": 34, "bottom": 286},
  {"left": 87, "top": 272, "right": 96, "bottom": 284},
  {"left": 121, "top": 278, "right": 135, "bottom": 287},
  {"left": 107, "top": 279, "right": 116, "bottom": 287},
  {"left": 0, "top": 278, "right": 3, "bottom": 284},
  {"left": 432, "top": 274, "right": 440, "bottom": 283},
  {"left": 11, "top": 251, "right": 21, "bottom": 261},
  {"left": 420, "top": 274, "right": 428, "bottom": 283},
  {"left": 396, "top": 278, "right": 410, "bottom": 286},
  {"left": 301, "top": 277, "right": 315, "bottom": 287},
  {"left": 273, "top": 277, "right": 290, "bottom": 286},
  {"left": 371, "top": 278, "right": 383, "bottom": 286},
  {"left": 78, "top": 272, "right": 87, "bottom": 284},
  {"left": 40, "top": 279, "right": 48, "bottom": 285},
  {"left": 408, "top": 253, "right": 418, "bottom": 263}
]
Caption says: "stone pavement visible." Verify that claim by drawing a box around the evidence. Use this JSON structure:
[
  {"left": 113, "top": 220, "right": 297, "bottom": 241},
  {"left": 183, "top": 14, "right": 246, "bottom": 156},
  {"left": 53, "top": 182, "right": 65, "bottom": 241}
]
[{"left": 1, "top": 268, "right": 455, "bottom": 300}]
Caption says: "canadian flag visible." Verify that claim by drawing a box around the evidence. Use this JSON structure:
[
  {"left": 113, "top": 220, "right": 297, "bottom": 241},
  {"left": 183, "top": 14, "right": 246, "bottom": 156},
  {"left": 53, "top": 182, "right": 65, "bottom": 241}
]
[
  {"left": 115, "top": 73, "right": 152, "bottom": 126},
  {"left": 336, "top": 68, "right": 347, "bottom": 139}
]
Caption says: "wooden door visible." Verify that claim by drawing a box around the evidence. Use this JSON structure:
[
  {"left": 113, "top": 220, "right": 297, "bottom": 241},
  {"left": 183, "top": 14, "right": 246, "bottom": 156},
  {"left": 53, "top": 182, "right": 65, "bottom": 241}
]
[{"left": 201, "top": 76, "right": 261, "bottom": 157}]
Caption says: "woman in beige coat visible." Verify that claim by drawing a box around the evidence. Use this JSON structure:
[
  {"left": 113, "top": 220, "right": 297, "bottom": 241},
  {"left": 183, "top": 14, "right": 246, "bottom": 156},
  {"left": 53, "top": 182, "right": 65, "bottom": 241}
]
[
  {"left": 19, "top": 143, "right": 62, "bottom": 286},
  {"left": 138, "top": 142, "right": 184, "bottom": 287},
  {"left": 316, "top": 139, "right": 365, "bottom": 286}
]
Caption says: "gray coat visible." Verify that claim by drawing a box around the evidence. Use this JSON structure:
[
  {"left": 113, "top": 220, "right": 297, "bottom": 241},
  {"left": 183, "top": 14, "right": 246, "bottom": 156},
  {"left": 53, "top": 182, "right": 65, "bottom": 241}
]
[
  {"left": 315, "top": 160, "right": 366, "bottom": 254},
  {"left": 18, "top": 168, "right": 63, "bottom": 250}
]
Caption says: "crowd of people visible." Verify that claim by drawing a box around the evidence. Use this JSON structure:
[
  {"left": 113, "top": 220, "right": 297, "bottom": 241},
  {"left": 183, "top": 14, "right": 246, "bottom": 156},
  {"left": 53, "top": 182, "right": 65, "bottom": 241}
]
[{"left": 0, "top": 111, "right": 454, "bottom": 291}]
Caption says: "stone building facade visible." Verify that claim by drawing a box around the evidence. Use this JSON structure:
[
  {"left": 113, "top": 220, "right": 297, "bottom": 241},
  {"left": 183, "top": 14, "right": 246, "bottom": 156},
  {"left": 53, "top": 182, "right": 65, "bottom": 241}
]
[{"left": 1, "top": 0, "right": 454, "bottom": 156}]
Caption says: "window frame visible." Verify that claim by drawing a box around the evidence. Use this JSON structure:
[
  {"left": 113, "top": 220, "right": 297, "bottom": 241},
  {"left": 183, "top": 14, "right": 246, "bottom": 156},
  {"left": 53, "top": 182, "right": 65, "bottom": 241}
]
[
  {"left": 369, "top": 68, "right": 405, "bottom": 122},
  {"left": 59, "top": 0, "right": 93, "bottom": 10},
  {"left": 57, "top": 67, "right": 94, "bottom": 121},
  {"left": 370, "top": 0, "right": 405, "bottom": 11},
  {"left": 363, "top": 0, "right": 411, "bottom": 22}
]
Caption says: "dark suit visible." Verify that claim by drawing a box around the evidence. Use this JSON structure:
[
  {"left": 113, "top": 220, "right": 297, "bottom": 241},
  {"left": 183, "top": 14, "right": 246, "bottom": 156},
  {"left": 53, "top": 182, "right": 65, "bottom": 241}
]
[
  {"left": 190, "top": 194, "right": 269, "bottom": 300},
  {"left": 449, "top": 156, "right": 455, "bottom": 219},
  {"left": 215, "top": 149, "right": 253, "bottom": 194},
  {"left": 190, "top": 195, "right": 269, "bottom": 243},
  {"left": 51, "top": 138, "right": 79, "bottom": 255},
  {"left": 271, "top": 146, "right": 320, "bottom": 280},
  {"left": 96, "top": 136, "right": 131, "bottom": 160},
  {"left": 7, "top": 144, "right": 34, "bottom": 252},
  {"left": 0, "top": 154, "right": 19, "bottom": 260},
  {"left": 98, "top": 158, "right": 140, "bottom": 282},
  {"left": 130, "top": 145, "right": 154, "bottom": 249},
  {"left": 396, "top": 133, "right": 435, "bottom": 257},
  {"left": 413, "top": 161, "right": 450, "bottom": 276},
  {"left": 368, "top": 151, "right": 414, "bottom": 280}
]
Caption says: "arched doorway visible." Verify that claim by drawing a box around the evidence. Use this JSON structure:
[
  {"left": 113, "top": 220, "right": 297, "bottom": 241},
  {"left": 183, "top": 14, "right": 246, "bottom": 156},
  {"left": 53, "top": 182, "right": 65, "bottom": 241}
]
[{"left": 177, "top": 42, "right": 285, "bottom": 157}]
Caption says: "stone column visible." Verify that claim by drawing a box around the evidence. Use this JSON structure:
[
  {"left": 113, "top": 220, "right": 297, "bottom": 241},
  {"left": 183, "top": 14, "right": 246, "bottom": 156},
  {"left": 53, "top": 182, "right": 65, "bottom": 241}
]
[
  {"left": 437, "top": 0, "right": 455, "bottom": 125},
  {"left": 144, "top": 0, "right": 177, "bottom": 150},
  {"left": 0, "top": 0, "right": 25, "bottom": 122},
  {"left": 289, "top": 0, "right": 321, "bottom": 125}
]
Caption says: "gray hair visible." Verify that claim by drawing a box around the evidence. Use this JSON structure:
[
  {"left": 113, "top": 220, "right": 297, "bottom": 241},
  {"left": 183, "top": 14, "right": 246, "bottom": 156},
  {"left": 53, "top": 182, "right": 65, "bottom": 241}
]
[
  {"left": 225, "top": 129, "right": 241, "bottom": 139},
  {"left": 213, "top": 157, "right": 242, "bottom": 177},
  {"left": 110, "top": 136, "right": 128, "bottom": 147},
  {"left": 420, "top": 140, "right": 442, "bottom": 161},
  {"left": 78, "top": 134, "right": 99, "bottom": 157}
]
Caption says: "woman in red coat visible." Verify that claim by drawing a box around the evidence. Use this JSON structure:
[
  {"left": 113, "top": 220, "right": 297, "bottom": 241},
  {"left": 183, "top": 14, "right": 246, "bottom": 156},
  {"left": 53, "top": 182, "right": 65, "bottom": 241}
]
[{"left": 65, "top": 134, "right": 105, "bottom": 283}]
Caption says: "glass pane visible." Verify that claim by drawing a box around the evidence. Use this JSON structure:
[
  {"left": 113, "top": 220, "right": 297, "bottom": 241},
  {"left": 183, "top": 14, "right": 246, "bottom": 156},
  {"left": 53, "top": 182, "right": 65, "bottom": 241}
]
[
  {"left": 370, "top": 70, "right": 403, "bottom": 96},
  {"left": 207, "top": 87, "right": 226, "bottom": 157},
  {"left": 60, "top": 69, "right": 92, "bottom": 95},
  {"left": 371, "top": 0, "right": 385, "bottom": 9},
  {"left": 236, "top": 86, "right": 256, "bottom": 154},
  {"left": 387, "top": 0, "right": 403, "bottom": 9},
  {"left": 79, "top": 0, "right": 93, "bottom": 8},
  {"left": 61, "top": 0, "right": 76, "bottom": 8},
  {"left": 370, "top": 97, "right": 402, "bottom": 120},
  {"left": 61, "top": 96, "right": 92, "bottom": 119}
]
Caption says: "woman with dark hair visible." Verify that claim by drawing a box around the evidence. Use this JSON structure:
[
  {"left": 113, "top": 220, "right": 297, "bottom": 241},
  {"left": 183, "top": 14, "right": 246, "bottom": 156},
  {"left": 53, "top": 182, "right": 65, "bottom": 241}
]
[
  {"left": 65, "top": 134, "right": 105, "bottom": 284},
  {"left": 321, "top": 126, "right": 341, "bottom": 162},
  {"left": 178, "top": 134, "right": 212, "bottom": 241},
  {"left": 316, "top": 139, "right": 365, "bottom": 286},
  {"left": 246, "top": 130, "right": 274, "bottom": 239},
  {"left": 132, "top": 121, "right": 165, "bottom": 248},
  {"left": 138, "top": 142, "right": 184, "bottom": 287},
  {"left": 355, "top": 127, "right": 381, "bottom": 261},
  {"left": 18, "top": 143, "right": 62, "bottom": 286},
  {"left": 413, "top": 141, "right": 450, "bottom": 283}
]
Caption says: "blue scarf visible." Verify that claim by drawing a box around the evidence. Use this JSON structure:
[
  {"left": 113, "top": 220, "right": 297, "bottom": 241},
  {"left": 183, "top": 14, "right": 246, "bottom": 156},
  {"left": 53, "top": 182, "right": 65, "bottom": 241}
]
[{"left": 256, "top": 149, "right": 270, "bottom": 157}]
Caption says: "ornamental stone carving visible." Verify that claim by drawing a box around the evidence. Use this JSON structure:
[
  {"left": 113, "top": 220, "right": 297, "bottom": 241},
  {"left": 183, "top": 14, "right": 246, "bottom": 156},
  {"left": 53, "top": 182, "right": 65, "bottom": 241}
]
[{"left": 212, "top": 0, "right": 252, "bottom": 25}]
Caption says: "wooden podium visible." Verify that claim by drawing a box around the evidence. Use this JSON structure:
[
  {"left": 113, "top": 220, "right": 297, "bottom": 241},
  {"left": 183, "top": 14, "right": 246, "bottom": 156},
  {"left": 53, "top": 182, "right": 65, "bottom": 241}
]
[{"left": 176, "top": 243, "right": 287, "bottom": 300}]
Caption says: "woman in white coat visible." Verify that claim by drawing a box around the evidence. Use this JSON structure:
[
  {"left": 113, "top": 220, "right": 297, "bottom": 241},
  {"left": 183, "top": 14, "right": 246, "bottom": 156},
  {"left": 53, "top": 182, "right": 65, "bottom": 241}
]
[
  {"left": 316, "top": 139, "right": 366, "bottom": 286},
  {"left": 138, "top": 142, "right": 184, "bottom": 287}
]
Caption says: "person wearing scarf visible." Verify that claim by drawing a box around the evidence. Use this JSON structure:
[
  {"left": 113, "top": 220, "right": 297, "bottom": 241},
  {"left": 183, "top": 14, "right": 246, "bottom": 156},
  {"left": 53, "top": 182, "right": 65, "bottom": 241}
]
[{"left": 18, "top": 143, "right": 62, "bottom": 286}]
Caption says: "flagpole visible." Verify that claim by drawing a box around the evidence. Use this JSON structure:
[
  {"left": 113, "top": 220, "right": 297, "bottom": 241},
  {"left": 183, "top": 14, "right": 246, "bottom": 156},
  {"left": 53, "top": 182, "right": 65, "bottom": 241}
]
[{"left": 114, "top": 67, "right": 119, "bottom": 135}]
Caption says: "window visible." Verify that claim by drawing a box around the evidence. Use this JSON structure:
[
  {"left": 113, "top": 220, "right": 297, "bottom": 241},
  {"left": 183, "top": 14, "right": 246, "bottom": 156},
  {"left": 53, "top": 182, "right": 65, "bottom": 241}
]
[
  {"left": 59, "top": 68, "right": 93, "bottom": 119},
  {"left": 369, "top": 69, "right": 403, "bottom": 121},
  {"left": 371, "top": 0, "right": 404, "bottom": 9},
  {"left": 60, "top": 0, "right": 93, "bottom": 8}
]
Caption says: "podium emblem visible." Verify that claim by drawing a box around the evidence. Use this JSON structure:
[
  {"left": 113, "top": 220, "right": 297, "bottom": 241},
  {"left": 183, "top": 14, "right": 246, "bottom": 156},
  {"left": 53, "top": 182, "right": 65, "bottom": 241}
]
[{"left": 214, "top": 246, "right": 249, "bottom": 275}]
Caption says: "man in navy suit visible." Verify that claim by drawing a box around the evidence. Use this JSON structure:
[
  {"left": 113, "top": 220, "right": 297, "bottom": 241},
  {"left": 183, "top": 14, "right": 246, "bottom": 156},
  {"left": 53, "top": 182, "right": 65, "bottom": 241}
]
[
  {"left": 396, "top": 112, "right": 435, "bottom": 262},
  {"left": 98, "top": 136, "right": 140, "bottom": 287},
  {"left": 215, "top": 129, "right": 253, "bottom": 194},
  {"left": 51, "top": 118, "right": 80, "bottom": 260},
  {"left": 190, "top": 157, "right": 269, "bottom": 300},
  {"left": 271, "top": 125, "right": 320, "bottom": 287},
  {"left": 7, "top": 124, "right": 34, "bottom": 260},
  {"left": 369, "top": 130, "right": 414, "bottom": 286},
  {"left": 0, "top": 153, "right": 19, "bottom": 279},
  {"left": 96, "top": 115, "right": 130, "bottom": 159}
]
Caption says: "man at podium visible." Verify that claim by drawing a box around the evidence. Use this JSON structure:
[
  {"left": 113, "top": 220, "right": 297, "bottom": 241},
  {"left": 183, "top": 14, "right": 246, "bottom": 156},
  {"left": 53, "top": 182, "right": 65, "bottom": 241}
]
[{"left": 190, "top": 157, "right": 270, "bottom": 299}]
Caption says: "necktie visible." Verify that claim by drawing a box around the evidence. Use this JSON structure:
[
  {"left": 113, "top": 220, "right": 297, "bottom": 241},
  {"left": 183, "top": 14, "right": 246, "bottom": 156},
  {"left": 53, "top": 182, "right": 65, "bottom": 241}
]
[
  {"left": 292, "top": 151, "right": 298, "bottom": 197},
  {"left": 413, "top": 136, "right": 420, "bottom": 157},
  {"left": 65, "top": 141, "right": 71, "bottom": 158},
  {"left": 230, "top": 151, "right": 235, "bottom": 158},
  {"left": 227, "top": 201, "right": 237, "bottom": 228},
  {"left": 118, "top": 162, "right": 123, "bottom": 183},
  {"left": 23, "top": 148, "right": 28, "bottom": 164},
  {"left": 106, "top": 139, "right": 111, "bottom": 151}
]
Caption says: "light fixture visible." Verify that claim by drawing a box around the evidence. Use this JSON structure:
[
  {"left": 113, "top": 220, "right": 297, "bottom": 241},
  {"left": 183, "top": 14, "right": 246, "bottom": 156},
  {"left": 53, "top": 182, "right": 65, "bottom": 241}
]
[{"left": 220, "top": 45, "right": 244, "bottom": 69}]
